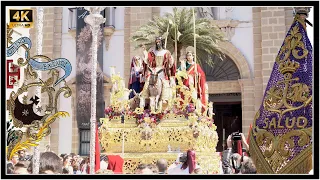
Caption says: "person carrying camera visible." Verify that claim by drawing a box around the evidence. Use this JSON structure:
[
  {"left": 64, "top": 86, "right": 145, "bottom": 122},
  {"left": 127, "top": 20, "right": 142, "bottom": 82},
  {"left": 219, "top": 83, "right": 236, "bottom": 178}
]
[{"left": 221, "top": 133, "right": 254, "bottom": 174}]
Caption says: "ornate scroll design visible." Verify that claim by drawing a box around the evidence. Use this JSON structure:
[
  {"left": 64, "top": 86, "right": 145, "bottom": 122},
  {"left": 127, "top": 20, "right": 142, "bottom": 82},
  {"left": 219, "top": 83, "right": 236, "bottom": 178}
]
[
  {"left": 263, "top": 59, "right": 312, "bottom": 117},
  {"left": 253, "top": 126, "right": 312, "bottom": 173},
  {"left": 6, "top": 25, "right": 72, "bottom": 160},
  {"left": 277, "top": 128, "right": 311, "bottom": 157},
  {"left": 275, "top": 23, "right": 309, "bottom": 64}
]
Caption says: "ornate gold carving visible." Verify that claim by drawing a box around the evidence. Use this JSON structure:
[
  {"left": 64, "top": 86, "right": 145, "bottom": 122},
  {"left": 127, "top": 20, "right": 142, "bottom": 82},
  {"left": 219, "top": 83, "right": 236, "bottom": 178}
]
[
  {"left": 103, "top": 57, "right": 218, "bottom": 173},
  {"left": 110, "top": 71, "right": 132, "bottom": 109},
  {"left": 100, "top": 117, "right": 218, "bottom": 155}
]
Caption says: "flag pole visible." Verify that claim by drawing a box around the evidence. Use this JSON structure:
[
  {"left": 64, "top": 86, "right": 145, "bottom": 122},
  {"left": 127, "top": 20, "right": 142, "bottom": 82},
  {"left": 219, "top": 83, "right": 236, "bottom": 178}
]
[
  {"left": 122, "top": 118, "right": 125, "bottom": 158},
  {"left": 175, "top": 26, "right": 178, "bottom": 67},
  {"left": 192, "top": 8, "right": 198, "bottom": 94},
  {"left": 164, "top": 23, "right": 170, "bottom": 49}
]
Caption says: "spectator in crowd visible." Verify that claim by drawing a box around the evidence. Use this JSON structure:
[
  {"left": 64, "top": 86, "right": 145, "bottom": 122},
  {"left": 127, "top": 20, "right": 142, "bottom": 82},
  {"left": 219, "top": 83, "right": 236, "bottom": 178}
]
[
  {"left": 14, "top": 161, "right": 30, "bottom": 174},
  {"left": 147, "top": 164, "right": 158, "bottom": 174},
  {"left": 70, "top": 153, "right": 76, "bottom": 158},
  {"left": 222, "top": 135, "right": 240, "bottom": 174},
  {"left": 222, "top": 133, "right": 255, "bottom": 174},
  {"left": 17, "top": 150, "right": 26, "bottom": 160},
  {"left": 59, "top": 154, "right": 66, "bottom": 162},
  {"left": 63, "top": 155, "right": 73, "bottom": 174},
  {"left": 100, "top": 155, "right": 108, "bottom": 170},
  {"left": 156, "top": 159, "right": 168, "bottom": 174},
  {"left": 168, "top": 150, "right": 199, "bottom": 174},
  {"left": 62, "top": 168, "right": 70, "bottom": 174},
  {"left": 240, "top": 156, "right": 257, "bottom": 174},
  {"left": 134, "top": 164, "right": 153, "bottom": 174},
  {"left": 77, "top": 156, "right": 83, "bottom": 167},
  {"left": 80, "top": 157, "right": 90, "bottom": 174},
  {"left": 28, "top": 152, "right": 62, "bottom": 174},
  {"left": 73, "top": 164, "right": 81, "bottom": 174},
  {"left": 9, "top": 154, "right": 19, "bottom": 166},
  {"left": 7, "top": 163, "right": 14, "bottom": 174}
]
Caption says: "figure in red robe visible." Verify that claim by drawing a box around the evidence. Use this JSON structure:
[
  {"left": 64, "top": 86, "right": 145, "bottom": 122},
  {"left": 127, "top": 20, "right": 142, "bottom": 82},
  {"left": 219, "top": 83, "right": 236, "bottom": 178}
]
[
  {"left": 179, "top": 51, "right": 207, "bottom": 109},
  {"left": 141, "top": 37, "right": 176, "bottom": 86},
  {"left": 107, "top": 155, "right": 124, "bottom": 174}
]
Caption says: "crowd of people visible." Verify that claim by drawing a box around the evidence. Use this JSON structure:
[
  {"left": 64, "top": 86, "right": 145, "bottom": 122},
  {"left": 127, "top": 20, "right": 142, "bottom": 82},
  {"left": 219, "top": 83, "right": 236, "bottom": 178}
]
[{"left": 7, "top": 133, "right": 257, "bottom": 175}]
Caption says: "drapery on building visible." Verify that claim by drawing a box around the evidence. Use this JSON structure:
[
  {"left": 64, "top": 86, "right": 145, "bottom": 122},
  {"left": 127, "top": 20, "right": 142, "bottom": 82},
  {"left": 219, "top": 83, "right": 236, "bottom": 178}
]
[{"left": 19, "top": 7, "right": 312, "bottom": 155}]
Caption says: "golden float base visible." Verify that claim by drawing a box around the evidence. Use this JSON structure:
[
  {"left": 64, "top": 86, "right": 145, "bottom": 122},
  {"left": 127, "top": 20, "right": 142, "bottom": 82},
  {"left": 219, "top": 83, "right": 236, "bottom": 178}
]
[{"left": 99, "top": 117, "right": 220, "bottom": 174}]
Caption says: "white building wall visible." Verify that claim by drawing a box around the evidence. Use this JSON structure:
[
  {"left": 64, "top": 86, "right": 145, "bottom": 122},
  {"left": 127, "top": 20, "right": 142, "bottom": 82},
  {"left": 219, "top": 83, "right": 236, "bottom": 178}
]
[
  {"left": 223, "top": 7, "right": 254, "bottom": 77},
  {"left": 306, "top": 8, "right": 313, "bottom": 47},
  {"left": 160, "top": 7, "right": 174, "bottom": 16},
  {"left": 231, "top": 8, "right": 254, "bottom": 77},
  {"left": 103, "top": 7, "right": 125, "bottom": 77},
  {"left": 58, "top": 6, "right": 77, "bottom": 154}
]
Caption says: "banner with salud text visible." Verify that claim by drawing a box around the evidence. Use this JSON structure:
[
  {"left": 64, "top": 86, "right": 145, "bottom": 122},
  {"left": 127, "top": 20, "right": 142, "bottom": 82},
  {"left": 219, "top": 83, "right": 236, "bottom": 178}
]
[{"left": 249, "top": 14, "right": 313, "bottom": 174}]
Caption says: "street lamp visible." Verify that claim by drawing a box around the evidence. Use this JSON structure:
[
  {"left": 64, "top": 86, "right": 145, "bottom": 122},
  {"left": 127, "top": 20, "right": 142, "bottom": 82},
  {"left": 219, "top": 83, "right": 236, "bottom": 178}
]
[{"left": 84, "top": 7, "right": 106, "bottom": 174}]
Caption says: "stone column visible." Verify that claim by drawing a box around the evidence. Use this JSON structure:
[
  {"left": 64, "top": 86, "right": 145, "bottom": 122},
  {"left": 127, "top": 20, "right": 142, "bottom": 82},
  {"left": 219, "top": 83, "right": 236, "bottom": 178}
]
[
  {"left": 238, "top": 79, "right": 255, "bottom": 135},
  {"left": 252, "top": 7, "right": 263, "bottom": 112}
]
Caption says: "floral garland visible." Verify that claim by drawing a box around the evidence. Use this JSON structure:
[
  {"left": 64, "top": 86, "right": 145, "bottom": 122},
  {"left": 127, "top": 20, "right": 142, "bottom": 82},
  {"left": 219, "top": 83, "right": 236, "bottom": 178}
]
[{"left": 104, "top": 103, "right": 214, "bottom": 127}]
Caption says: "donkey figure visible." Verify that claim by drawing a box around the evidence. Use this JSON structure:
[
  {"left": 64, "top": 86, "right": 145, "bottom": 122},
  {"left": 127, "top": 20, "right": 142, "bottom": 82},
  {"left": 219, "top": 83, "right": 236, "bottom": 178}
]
[
  {"left": 147, "top": 67, "right": 163, "bottom": 112},
  {"left": 128, "top": 89, "right": 140, "bottom": 111}
]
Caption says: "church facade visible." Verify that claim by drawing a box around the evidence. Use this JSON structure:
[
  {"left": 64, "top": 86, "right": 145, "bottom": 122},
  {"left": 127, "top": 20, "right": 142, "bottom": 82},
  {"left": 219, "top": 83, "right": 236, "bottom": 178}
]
[{"left": 22, "top": 6, "right": 307, "bottom": 154}]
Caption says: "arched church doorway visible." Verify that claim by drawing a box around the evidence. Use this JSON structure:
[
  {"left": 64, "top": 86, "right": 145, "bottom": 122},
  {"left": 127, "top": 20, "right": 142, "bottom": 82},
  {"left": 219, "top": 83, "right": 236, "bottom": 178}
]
[{"left": 203, "top": 54, "right": 243, "bottom": 152}]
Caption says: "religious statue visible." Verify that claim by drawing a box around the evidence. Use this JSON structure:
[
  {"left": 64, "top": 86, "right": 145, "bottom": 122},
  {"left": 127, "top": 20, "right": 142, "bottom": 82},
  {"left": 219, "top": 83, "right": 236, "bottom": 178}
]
[
  {"left": 128, "top": 56, "right": 144, "bottom": 99},
  {"left": 140, "top": 37, "right": 176, "bottom": 84},
  {"left": 139, "top": 37, "right": 176, "bottom": 112},
  {"left": 178, "top": 51, "right": 207, "bottom": 111}
]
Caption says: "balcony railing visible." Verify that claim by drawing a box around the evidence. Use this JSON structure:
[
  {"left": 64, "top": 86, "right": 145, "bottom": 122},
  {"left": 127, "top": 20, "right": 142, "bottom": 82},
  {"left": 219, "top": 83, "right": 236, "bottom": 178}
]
[{"left": 68, "top": 7, "right": 116, "bottom": 30}]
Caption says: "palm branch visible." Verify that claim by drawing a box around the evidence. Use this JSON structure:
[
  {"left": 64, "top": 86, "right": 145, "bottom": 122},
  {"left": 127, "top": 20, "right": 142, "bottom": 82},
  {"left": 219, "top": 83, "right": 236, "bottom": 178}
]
[{"left": 131, "top": 7, "right": 227, "bottom": 66}]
